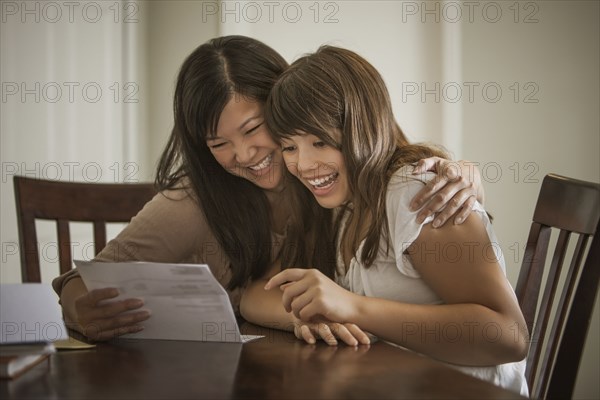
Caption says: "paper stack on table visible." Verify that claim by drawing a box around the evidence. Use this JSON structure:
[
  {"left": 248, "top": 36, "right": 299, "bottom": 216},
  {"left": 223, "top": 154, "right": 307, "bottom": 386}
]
[{"left": 0, "top": 283, "right": 68, "bottom": 379}]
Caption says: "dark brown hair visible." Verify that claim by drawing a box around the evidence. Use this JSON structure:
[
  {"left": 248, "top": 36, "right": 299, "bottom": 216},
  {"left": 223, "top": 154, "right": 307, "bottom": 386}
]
[{"left": 266, "top": 45, "right": 447, "bottom": 268}]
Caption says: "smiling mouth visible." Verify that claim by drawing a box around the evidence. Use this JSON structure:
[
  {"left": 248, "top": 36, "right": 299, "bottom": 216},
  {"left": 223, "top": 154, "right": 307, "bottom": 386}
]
[
  {"left": 307, "top": 172, "right": 339, "bottom": 189},
  {"left": 248, "top": 153, "right": 273, "bottom": 171}
]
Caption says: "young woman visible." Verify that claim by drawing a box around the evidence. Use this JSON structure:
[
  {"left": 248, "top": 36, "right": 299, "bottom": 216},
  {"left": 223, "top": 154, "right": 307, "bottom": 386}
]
[
  {"left": 264, "top": 46, "right": 529, "bottom": 395},
  {"left": 53, "top": 36, "right": 485, "bottom": 344}
]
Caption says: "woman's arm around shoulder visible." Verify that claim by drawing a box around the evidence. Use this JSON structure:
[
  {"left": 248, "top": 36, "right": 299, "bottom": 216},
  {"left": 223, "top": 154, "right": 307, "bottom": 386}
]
[{"left": 410, "top": 157, "right": 485, "bottom": 227}]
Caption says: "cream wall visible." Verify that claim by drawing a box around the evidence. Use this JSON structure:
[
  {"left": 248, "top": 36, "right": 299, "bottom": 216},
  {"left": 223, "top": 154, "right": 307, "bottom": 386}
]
[
  {"left": 1, "top": 1, "right": 598, "bottom": 397},
  {"left": 146, "top": 1, "right": 219, "bottom": 168}
]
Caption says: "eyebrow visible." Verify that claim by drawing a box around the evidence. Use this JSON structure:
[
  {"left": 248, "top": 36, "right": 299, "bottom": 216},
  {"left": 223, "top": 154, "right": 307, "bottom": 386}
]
[
  {"left": 238, "top": 115, "right": 261, "bottom": 130},
  {"left": 207, "top": 115, "right": 262, "bottom": 141}
]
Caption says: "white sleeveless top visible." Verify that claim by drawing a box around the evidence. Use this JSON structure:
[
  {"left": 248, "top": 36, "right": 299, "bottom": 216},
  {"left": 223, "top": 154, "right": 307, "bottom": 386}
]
[{"left": 335, "top": 166, "right": 528, "bottom": 396}]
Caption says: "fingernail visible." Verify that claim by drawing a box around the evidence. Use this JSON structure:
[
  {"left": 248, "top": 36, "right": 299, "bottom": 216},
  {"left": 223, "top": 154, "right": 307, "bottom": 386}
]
[
  {"left": 129, "top": 299, "right": 143, "bottom": 308},
  {"left": 455, "top": 217, "right": 463, "bottom": 225},
  {"left": 139, "top": 311, "right": 151, "bottom": 320},
  {"left": 432, "top": 219, "right": 440, "bottom": 228}
]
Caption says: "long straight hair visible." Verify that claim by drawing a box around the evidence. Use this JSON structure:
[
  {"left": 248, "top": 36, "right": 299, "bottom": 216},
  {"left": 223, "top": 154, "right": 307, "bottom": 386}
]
[
  {"left": 156, "top": 36, "right": 336, "bottom": 287},
  {"left": 266, "top": 46, "right": 447, "bottom": 268}
]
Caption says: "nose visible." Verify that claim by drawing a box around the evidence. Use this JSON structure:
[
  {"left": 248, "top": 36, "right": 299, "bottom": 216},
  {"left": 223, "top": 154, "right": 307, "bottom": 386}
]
[
  {"left": 234, "top": 140, "right": 258, "bottom": 166},
  {"left": 295, "top": 147, "right": 319, "bottom": 175}
]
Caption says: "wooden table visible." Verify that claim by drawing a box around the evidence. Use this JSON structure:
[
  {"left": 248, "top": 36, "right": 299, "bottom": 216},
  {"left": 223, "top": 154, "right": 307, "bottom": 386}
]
[{"left": 1, "top": 323, "right": 524, "bottom": 399}]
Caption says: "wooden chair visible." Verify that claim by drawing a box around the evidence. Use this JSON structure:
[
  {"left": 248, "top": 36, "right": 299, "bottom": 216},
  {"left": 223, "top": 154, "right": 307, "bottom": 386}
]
[
  {"left": 515, "top": 173, "right": 600, "bottom": 399},
  {"left": 14, "top": 176, "right": 156, "bottom": 283}
]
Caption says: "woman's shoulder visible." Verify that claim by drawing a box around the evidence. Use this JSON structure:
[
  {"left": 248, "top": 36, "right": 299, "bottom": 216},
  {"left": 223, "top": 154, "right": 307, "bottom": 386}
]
[
  {"left": 156, "top": 176, "right": 195, "bottom": 201},
  {"left": 386, "top": 165, "right": 486, "bottom": 216},
  {"left": 387, "top": 165, "right": 435, "bottom": 197},
  {"left": 93, "top": 178, "right": 215, "bottom": 263},
  {"left": 384, "top": 166, "right": 431, "bottom": 227},
  {"left": 134, "top": 178, "right": 209, "bottom": 232}
]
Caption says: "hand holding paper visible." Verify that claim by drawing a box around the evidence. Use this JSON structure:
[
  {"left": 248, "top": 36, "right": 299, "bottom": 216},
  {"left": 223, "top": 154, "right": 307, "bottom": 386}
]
[
  {"left": 71, "top": 285, "right": 150, "bottom": 341},
  {"left": 75, "top": 261, "right": 262, "bottom": 343}
]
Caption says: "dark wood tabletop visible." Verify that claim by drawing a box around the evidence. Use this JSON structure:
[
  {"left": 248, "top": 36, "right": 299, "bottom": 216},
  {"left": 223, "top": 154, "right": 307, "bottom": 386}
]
[{"left": 1, "top": 323, "right": 524, "bottom": 399}]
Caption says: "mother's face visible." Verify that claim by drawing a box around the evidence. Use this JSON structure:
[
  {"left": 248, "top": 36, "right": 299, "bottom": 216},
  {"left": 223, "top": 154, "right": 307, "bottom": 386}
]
[{"left": 206, "top": 96, "right": 285, "bottom": 191}]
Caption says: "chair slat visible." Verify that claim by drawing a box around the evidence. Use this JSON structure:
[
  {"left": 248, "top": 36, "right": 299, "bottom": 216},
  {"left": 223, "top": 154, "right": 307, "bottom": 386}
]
[
  {"left": 516, "top": 223, "right": 551, "bottom": 334},
  {"left": 21, "top": 216, "right": 41, "bottom": 283},
  {"left": 57, "top": 220, "right": 72, "bottom": 275},
  {"left": 93, "top": 221, "right": 107, "bottom": 255},
  {"left": 525, "top": 229, "right": 570, "bottom": 389}
]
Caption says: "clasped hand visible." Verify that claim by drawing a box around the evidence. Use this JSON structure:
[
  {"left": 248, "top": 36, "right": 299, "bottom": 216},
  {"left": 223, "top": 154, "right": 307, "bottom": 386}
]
[{"left": 265, "top": 269, "right": 369, "bottom": 346}]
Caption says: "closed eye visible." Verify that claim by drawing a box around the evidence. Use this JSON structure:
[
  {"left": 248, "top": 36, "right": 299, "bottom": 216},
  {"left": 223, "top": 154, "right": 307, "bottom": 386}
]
[
  {"left": 313, "top": 141, "right": 327, "bottom": 148},
  {"left": 246, "top": 123, "right": 263, "bottom": 135},
  {"left": 207, "top": 141, "right": 227, "bottom": 149}
]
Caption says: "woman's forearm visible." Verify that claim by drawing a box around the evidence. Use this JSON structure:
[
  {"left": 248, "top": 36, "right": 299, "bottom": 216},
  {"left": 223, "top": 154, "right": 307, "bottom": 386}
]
[
  {"left": 240, "top": 278, "right": 295, "bottom": 332},
  {"left": 352, "top": 296, "right": 528, "bottom": 366},
  {"left": 59, "top": 276, "right": 87, "bottom": 334}
]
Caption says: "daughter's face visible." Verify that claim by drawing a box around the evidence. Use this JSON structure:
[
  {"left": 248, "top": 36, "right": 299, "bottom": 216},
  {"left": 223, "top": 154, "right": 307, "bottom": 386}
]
[
  {"left": 280, "top": 132, "right": 349, "bottom": 208},
  {"left": 206, "top": 96, "right": 285, "bottom": 191}
]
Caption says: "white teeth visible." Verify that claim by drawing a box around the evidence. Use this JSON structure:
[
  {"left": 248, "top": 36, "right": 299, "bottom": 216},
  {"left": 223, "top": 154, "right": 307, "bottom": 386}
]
[
  {"left": 308, "top": 173, "right": 338, "bottom": 187},
  {"left": 249, "top": 154, "right": 272, "bottom": 171}
]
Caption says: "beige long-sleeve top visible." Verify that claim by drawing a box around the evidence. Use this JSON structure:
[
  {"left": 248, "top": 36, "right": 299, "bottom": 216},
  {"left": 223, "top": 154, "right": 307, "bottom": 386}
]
[{"left": 52, "top": 184, "right": 290, "bottom": 314}]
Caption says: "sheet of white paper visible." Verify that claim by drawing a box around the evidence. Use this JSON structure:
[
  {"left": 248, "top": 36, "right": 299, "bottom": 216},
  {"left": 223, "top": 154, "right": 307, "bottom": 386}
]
[
  {"left": 0, "top": 284, "right": 69, "bottom": 344},
  {"left": 75, "top": 260, "right": 263, "bottom": 343}
]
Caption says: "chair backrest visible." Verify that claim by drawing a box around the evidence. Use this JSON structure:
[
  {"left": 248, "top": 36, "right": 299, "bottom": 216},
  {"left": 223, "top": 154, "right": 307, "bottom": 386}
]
[
  {"left": 515, "top": 173, "right": 600, "bottom": 399},
  {"left": 14, "top": 176, "right": 156, "bottom": 283}
]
